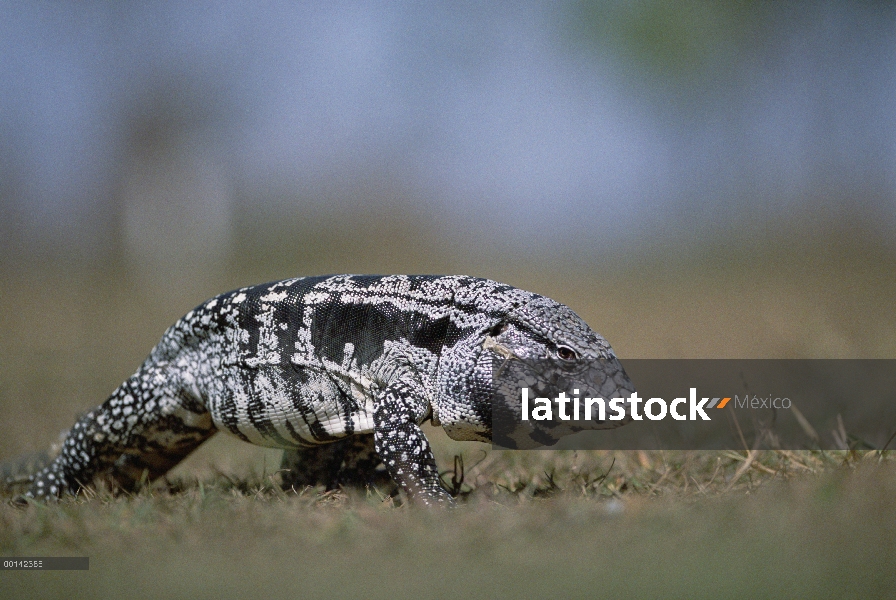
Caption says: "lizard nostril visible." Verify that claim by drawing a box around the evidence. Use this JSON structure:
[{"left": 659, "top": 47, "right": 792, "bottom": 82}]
[{"left": 488, "top": 323, "right": 507, "bottom": 337}]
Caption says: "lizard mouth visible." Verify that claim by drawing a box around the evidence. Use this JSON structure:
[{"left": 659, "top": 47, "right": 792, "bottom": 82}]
[{"left": 488, "top": 353, "right": 638, "bottom": 448}]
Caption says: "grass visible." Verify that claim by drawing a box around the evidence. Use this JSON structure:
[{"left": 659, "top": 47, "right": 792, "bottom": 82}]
[
  {"left": 2, "top": 225, "right": 895, "bottom": 597},
  {"left": 3, "top": 449, "right": 896, "bottom": 598}
]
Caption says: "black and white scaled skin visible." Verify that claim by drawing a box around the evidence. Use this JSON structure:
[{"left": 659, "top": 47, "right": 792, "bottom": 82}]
[{"left": 21, "top": 275, "right": 634, "bottom": 506}]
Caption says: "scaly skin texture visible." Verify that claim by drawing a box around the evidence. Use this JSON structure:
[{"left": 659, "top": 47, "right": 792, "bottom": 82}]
[{"left": 23, "top": 275, "right": 631, "bottom": 506}]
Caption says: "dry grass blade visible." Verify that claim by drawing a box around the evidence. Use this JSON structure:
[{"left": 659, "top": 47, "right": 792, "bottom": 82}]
[
  {"left": 646, "top": 466, "right": 675, "bottom": 496},
  {"left": 724, "top": 449, "right": 758, "bottom": 493},
  {"left": 789, "top": 403, "right": 820, "bottom": 443},
  {"left": 439, "top": 455, "right": 465, "bottom": 497}
]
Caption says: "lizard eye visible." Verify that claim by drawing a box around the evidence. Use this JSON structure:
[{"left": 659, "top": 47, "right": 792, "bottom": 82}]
[{"left": 556, "top": 346, "right": 577, "bottom": 361}]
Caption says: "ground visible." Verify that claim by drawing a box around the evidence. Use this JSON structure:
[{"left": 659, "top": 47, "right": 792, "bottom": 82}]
[
  {"left": 3, "top": 443, "right": 896, "bottom": 598},
  {"left": 2, "top": 226, "right": 895, "bottom": 597}
]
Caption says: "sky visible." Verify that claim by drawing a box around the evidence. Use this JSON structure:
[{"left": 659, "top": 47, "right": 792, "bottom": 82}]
[{"left": 1, "top": 1, "right": 895, "bottom": 260}]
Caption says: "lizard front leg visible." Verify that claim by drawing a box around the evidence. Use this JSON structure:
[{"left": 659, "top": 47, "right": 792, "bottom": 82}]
[{"left": 373, "top": 378, "right": 454, "bottom": 507}]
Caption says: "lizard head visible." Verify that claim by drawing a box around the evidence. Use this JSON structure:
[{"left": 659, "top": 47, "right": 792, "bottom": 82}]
[
  {"left": 488, "top": 297, "right": 636, "bottom": 443},
  {"left": 491, "top": 295, "right": 618, "bottom": 362},
  {"left": 437, "top": 291, "right": 636, "bottom": 447}
]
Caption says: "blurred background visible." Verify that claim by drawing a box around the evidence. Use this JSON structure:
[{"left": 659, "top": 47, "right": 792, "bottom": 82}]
[{"left": 2, "top": 1, "right": 895, "bottom": 458}]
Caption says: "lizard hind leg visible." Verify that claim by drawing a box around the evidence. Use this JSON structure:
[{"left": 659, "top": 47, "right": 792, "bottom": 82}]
[
  {"left": 25, "top": 365, "right": 216, "bottom": 500},
  {"left": 106, "top": 416, "right": 218, "bottom": 492},
  {"left": 279, "top": 434, "right": 393, "bottom": 493}
]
